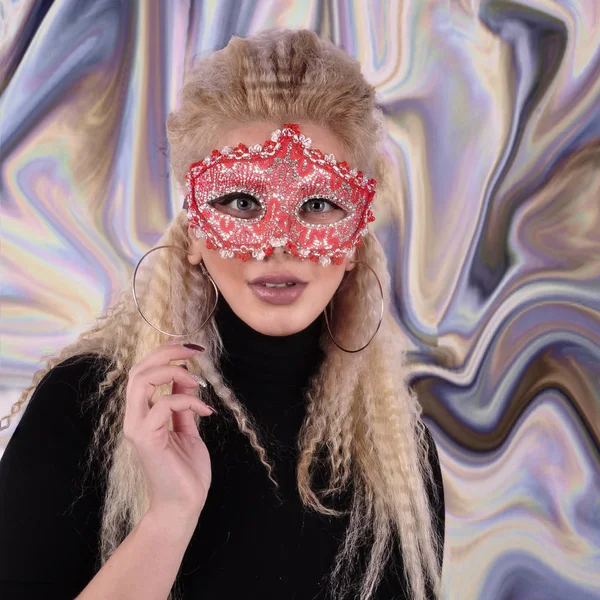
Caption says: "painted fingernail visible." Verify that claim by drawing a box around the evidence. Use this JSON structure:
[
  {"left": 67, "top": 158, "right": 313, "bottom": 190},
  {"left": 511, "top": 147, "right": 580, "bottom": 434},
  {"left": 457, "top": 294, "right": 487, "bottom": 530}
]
[
  {"left": 189, "top": 373, "right": 208, "bottom": 388},
  {"left": 183, "top": 343, "right": 205, "bottom": 352}
]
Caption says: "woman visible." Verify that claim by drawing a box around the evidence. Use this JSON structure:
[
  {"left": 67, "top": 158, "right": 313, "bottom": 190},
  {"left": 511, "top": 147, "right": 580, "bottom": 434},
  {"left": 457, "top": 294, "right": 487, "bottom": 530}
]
[{"left": 0, "top": 29, "right": 444, "bottom": 600}]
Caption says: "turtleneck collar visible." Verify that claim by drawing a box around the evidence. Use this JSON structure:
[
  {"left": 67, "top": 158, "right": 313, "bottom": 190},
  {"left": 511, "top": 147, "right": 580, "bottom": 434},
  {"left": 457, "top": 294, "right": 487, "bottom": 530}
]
[{"left": 214, "top": 293, "right": 326, "bottom": 388}]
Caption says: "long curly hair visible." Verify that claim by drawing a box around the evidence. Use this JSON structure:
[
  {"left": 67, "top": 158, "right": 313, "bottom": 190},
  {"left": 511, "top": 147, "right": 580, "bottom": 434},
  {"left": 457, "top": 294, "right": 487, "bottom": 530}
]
[{"left": 5, "top": 29, "right": 443, "bottom": 600}]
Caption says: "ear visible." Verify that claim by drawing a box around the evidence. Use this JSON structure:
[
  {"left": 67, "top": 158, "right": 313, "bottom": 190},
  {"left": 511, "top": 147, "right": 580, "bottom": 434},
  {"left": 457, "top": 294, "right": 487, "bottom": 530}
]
[
  {"left": 344, "top": 250, "right": 357, "bottom": 272},
  {"left": 187, "top": 226, "right": 204, "bottom": 265}
]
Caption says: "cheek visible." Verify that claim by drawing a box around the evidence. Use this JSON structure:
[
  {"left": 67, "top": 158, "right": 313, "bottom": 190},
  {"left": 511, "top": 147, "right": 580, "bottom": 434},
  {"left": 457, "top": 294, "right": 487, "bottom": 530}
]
[
  {"left": 201, "top": 249, "right": 246, "bottom": 288},
  {"left": 310, "top": 264, "right": 347, "bottom": 297}
]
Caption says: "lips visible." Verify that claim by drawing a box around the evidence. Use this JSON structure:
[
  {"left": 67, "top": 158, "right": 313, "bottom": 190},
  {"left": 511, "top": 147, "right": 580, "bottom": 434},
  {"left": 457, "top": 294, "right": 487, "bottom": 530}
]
[
  {"left": 247, "top": 272, "right": 308, "bottom": 305},
  {"left": 249, "top": 273, "right": 307, "bottom": 285}
]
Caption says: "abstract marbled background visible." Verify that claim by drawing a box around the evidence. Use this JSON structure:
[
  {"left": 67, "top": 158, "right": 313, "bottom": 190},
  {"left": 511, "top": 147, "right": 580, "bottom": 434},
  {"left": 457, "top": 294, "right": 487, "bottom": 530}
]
[{"left": 1, "top": 1, "right": 599, "bottom": 598}]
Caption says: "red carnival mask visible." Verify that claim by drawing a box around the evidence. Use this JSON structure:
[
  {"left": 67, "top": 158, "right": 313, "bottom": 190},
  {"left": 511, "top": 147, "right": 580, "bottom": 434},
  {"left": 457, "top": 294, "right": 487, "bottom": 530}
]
[{"left": 183, "top": 124, "right": 376, "bottom": 266}]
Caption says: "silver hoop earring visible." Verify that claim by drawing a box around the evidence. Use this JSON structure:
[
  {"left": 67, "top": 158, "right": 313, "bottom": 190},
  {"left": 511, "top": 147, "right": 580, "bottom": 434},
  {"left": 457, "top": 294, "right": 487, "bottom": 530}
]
[
  {"left": 323, "top": 260, "right": 384, "bottom": 353},
  {"left": 131, "top": 244, "right": 219, "bottom": 337}
]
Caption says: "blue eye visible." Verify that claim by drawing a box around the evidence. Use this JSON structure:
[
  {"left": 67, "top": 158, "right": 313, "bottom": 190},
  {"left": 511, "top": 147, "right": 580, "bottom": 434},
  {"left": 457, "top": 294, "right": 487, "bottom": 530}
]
[
  {"left": 300, "top": 198, "right": 347, "bottom": 224},
  {"left": 211, "top": 193, "right": 262, "bottom": 218},
  {"left": 210, "top": 193, "right": 347, "bottom": 224},
  {"left": 303, "top": 199, "right": 339, "bottom": 213}
]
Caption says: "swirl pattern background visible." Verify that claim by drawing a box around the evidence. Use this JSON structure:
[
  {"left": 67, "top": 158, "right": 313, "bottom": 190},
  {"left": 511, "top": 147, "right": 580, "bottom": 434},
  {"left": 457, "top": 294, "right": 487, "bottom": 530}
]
[{"left": 1, "top": 1, "right": 599, "bottom": 598}]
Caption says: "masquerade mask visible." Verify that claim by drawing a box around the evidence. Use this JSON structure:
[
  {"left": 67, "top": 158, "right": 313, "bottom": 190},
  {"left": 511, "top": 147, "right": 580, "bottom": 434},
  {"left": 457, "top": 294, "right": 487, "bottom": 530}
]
[{"left": 183, "top": 123, "right": 376, "bottom": 266}]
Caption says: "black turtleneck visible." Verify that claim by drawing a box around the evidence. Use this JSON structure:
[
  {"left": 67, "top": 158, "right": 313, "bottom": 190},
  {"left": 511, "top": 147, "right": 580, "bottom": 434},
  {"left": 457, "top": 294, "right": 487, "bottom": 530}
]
[
  {"left": 0, "top": 294, "right": 445, "bottom": 600},
  {"left": 214, "top": 290, "right": 326, "bottom": 387},
  {"left": 207, "top": 293, "right": 325, "bottom": 459}
]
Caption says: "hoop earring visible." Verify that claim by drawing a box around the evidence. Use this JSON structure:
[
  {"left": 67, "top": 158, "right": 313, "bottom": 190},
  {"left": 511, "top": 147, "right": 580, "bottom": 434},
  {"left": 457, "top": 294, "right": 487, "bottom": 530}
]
[
  {"left": 131, "top": 244, "right": 219, "bottom": 337},
  {"left": 323, "top": 260, "right": 384, "bottom": 353}
]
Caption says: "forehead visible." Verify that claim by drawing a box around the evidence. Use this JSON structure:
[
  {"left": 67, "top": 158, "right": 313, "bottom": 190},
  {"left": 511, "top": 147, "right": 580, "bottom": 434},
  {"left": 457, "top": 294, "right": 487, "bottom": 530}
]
[{"left": 216, "top": 121, "right": 349, "bottom": 166}]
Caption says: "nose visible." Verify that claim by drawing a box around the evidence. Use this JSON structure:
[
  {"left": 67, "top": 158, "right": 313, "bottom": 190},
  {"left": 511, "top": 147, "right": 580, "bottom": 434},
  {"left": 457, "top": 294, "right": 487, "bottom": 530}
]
[
  {"left": 265, "top": 245, "right": 297, "bottom": 264},
  {"left": 271, "top": 246, "right": 293, "bottom": 257}
]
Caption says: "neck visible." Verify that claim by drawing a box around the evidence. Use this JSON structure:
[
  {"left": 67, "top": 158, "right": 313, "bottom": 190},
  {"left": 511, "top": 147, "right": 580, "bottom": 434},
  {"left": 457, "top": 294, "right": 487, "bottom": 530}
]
[{"left": 214, "top": 293, "right": 325, "bottom": 387}]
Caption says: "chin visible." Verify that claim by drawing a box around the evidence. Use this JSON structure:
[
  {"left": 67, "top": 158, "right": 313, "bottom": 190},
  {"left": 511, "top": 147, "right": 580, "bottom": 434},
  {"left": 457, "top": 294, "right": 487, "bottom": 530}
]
[
  {"left": 228, "top": 290, "right": 321, "bottom": 336},
  {"left": 246, "top": 306, "right": 317, "bottom": 337},
  {"left": 218, "top": 280, "right": 329, "bottom": 337},
  {"left": 253, "top": 322, "right": 303, "bottom": 337}
]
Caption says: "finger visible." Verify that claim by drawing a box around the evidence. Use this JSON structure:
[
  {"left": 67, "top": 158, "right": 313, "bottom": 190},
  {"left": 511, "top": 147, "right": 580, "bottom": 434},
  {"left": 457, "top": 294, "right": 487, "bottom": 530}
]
[
  {"left": 171, "top": 365, "right": 198, "bottom": 396},
  {"left": 172, "top": 366, "right": 206, "bottom": 434},
  {"left": 171, "top": 403, "right": 201, "bottom": 436},
  {"left": 127, "top": 364, "right": 200, "bottom": 424},
  {"left": 129, "top": 342, "right": 205, "bottom": 379},
  {"left": 144, "top": 395, "right": 215, "bottom": 433}
]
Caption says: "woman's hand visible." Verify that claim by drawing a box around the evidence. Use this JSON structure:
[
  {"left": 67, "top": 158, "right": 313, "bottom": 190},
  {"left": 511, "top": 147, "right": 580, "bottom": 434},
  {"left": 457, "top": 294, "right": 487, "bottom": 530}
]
[{"left": 123, "top": 343, "right": 215, "bottom": 523}]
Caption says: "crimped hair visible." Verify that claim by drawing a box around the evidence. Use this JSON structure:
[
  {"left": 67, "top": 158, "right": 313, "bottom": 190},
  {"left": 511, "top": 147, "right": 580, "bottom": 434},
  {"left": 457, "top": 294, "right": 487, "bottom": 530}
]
[{"left": 5, "top": 29, "right": 443, "bottom": 600}]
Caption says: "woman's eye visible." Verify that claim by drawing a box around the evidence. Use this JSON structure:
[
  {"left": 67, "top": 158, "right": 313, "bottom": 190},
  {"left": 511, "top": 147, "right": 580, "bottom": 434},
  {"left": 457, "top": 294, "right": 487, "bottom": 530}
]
[
  {"left": 210, "top": 194, "right": 346, "bottom": 223},
  {"left": 300, "top": 198, "right": 347, "bottom": 224},
  {"left": 211, "top": 193, "right": 262, "bottom": 218}
]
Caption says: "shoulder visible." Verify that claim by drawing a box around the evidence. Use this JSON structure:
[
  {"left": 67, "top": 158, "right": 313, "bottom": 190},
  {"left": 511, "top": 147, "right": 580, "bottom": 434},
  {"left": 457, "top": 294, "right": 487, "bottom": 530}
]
[
  {"left": 377, "top": 423, "right": 446, "bottom": 594},
  {"left": 1, "top": 354, "right": 114, "bottom": 501},
  {"left": 0, "top": 354, "right": 113, "bottom": 591},
  {"left": 422, "top": 423, "right": 443, "bottom": 494},
  {"left": 36, "top": 353, "right": 112, "bottom": 389},
  {"left": 31, "top": 353, "right": 113, "bottom": 401},
  {"left": 421, "top": 421, "right": 445, "bottom": 565},
  {"left": 17, "top": 353, "right": 113, "bottom": 440}
]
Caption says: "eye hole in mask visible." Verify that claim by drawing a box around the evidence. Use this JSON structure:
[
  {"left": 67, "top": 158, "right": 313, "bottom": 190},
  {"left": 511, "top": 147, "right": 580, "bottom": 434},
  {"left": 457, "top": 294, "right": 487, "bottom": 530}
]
[{"left": 210, "top": 192, "right": 348, "bottom": 225}]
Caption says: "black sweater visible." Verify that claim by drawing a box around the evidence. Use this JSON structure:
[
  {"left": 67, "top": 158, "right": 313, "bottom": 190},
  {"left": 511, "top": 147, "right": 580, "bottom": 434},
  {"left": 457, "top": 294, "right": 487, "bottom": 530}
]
[{"left": 0, "top": 295, "right": 444, "bottom": 599}]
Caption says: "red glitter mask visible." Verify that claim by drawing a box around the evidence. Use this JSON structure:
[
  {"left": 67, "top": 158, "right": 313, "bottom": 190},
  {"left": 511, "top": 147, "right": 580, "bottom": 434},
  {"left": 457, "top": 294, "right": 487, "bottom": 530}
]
[{"left": 184, "top": 124, "right": 376, "bottom": 266}]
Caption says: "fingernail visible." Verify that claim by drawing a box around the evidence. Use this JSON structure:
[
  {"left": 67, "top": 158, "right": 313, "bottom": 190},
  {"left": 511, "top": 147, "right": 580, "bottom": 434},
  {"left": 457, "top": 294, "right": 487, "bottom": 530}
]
[
  {"left": 204, "top": 403, "right": 218, "bottom": 415},
  {"left": 183, "top": 343, "right": 205, "bottom": 352},
  {"left": 189, "top": 373, "right": 208, "bottom": 388}
]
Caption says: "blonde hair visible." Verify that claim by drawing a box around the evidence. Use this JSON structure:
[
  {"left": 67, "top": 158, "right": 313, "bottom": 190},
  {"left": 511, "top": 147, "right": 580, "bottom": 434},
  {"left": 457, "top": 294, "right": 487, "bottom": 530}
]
[{"left": 5, "top": 29, "right": 443, "bottom": 600}]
